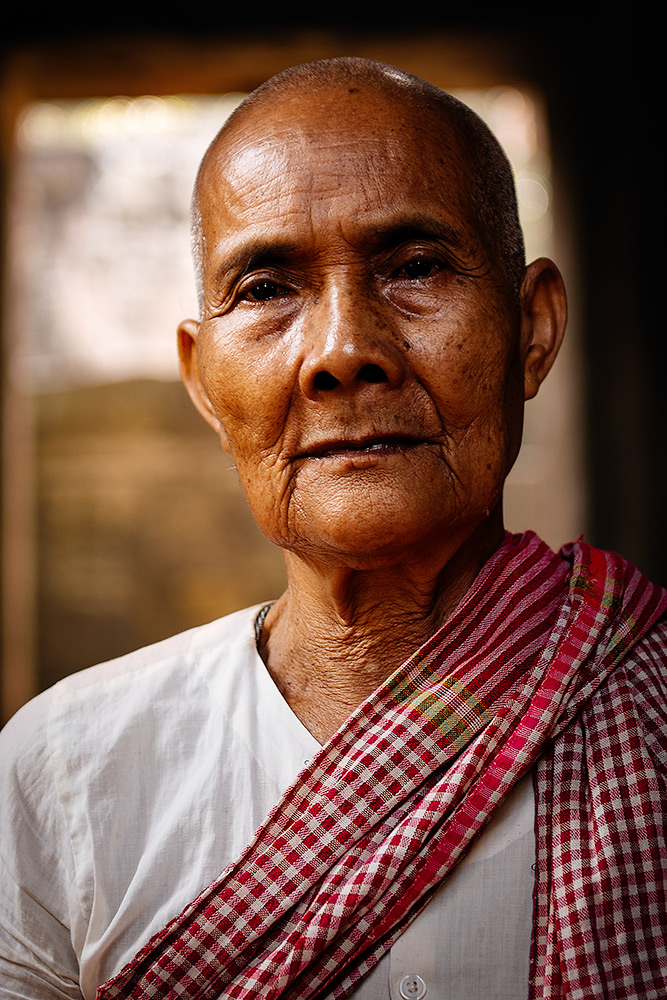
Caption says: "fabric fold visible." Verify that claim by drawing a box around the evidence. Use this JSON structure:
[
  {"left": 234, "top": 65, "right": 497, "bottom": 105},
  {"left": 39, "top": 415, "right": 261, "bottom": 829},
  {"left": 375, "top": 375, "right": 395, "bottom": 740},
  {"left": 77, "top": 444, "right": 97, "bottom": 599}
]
[{"left": 97, "top": 532, "right": 667, "bottom": 1000}]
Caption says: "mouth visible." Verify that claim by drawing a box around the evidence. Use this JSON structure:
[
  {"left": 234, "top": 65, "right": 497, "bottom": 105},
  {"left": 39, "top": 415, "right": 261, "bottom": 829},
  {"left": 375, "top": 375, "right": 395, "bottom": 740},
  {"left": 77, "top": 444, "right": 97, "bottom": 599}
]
[{"left": 300, "top": 434, "right": 426, "bottom": 460}]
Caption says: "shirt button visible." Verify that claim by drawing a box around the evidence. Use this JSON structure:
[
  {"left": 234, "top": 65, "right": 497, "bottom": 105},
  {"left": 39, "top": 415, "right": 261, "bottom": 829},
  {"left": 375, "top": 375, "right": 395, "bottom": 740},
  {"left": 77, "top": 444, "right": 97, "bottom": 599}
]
[{"left": 398, "top": 973, "right": 427, "bottom": 999}]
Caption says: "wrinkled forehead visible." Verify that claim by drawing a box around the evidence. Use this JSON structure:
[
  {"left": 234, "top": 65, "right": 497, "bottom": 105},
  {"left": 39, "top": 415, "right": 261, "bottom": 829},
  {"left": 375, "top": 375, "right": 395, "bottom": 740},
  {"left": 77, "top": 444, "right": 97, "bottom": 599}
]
[{"left": 195, "top": 84, "right": 478, "bottom": 233}]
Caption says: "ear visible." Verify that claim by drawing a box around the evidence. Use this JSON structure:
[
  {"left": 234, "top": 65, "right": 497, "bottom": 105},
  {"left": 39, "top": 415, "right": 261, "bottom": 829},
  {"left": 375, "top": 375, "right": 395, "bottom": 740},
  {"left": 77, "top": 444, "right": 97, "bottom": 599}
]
[
  {"left": 519, "top": 258, "right": 568, "bottom": 400},
  {"left": 177, "top": 319, "right": 232, "bottom": 453}
]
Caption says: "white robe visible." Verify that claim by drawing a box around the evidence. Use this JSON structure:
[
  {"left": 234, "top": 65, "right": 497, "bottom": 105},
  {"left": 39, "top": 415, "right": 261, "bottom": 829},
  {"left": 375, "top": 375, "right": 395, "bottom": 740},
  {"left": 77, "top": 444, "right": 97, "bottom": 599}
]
[{"left": 0, "top": 605, "right": 533, "bottom": 999}]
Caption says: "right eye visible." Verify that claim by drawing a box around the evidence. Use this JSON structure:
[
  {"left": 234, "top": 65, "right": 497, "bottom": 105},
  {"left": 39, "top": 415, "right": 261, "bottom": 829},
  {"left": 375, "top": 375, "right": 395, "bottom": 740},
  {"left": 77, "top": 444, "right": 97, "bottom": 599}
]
[
  {"left": 242, "top": 279, "right": 284, "bottom": 302},
  {"left": 399, "top": 257, "right": 440, "bottom": 280}
]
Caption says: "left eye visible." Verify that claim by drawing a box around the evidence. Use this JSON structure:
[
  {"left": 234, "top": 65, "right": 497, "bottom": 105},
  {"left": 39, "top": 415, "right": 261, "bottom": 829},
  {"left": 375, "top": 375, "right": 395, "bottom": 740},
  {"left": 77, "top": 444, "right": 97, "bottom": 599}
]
[
  {"left": 400, "top": 258, "right": 437, "bottom": 279},
  {"left": 244, "top": 280, "right": 283, "bottom": 301}
]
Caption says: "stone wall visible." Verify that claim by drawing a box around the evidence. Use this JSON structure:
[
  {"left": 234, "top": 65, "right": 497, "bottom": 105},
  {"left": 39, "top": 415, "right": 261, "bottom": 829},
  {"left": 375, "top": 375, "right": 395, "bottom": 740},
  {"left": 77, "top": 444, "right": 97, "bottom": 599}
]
[{"left": 36, "top": 378, "right": 286, "bottom": 690}]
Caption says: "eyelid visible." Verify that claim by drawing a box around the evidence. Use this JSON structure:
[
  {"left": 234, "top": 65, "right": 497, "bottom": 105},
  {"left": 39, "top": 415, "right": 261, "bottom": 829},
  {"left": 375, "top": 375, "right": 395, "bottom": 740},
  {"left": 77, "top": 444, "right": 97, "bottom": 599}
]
[
  {"left": 385, "top": 243, "right": 447, "bottom": 276},
  {"left": 236, "top": 269, "right": 295, "bottom": 304},
  {"left": 389, "top": 238, "right": 479, "bottom": 284}
]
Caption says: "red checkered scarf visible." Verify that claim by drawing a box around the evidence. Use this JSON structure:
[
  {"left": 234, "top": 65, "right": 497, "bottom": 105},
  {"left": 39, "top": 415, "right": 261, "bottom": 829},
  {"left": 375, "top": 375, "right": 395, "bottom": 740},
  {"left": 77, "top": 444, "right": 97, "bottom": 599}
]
[{"left": 97, "top": 532, "right": 667, "bottom": 999}]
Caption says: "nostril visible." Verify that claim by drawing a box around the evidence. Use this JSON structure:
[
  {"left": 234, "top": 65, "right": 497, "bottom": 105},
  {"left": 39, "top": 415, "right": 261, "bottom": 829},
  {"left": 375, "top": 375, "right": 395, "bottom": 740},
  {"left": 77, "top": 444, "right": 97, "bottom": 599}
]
[
  {"left": 358, "top": 363, "right": 388, "bottom": 384},
  {"left": 313, "top": 370, "right": 341, "bottom": 391},
  {"left": 309, "top": 363, "right": 391, "bottom": 393}
]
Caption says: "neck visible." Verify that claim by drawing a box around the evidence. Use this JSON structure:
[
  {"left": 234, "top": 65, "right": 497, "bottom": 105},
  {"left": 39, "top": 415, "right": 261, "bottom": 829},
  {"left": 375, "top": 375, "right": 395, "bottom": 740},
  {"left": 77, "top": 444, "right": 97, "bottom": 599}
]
[{"left": 259, "top": 513, "right": 506, "bottom": 743}]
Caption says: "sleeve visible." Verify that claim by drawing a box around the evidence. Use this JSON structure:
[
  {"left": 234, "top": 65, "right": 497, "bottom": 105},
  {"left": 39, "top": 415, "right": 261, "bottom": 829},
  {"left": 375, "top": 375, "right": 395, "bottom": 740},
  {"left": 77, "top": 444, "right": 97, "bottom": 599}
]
[{"left": 0, "top": 694, "right": 84, "bottom": 999}]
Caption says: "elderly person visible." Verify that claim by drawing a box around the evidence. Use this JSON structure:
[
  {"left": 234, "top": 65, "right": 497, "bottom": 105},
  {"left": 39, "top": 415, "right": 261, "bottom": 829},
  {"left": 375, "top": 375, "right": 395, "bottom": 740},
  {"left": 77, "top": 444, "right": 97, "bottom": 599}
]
[{"left": 1, "top": 58, "right": 666, "bottom": 1000}]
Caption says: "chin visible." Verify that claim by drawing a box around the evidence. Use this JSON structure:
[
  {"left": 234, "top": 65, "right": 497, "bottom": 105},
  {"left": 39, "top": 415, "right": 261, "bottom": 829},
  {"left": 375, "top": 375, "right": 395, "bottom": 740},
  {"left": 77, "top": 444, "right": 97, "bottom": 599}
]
[{"left": 285, "top": 504, "right": 494, "bottom": 572}]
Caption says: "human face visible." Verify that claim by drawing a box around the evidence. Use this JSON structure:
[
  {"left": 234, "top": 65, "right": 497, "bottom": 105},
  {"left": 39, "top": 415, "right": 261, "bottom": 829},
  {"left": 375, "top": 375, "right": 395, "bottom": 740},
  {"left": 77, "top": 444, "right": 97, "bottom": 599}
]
[{"left": 180, "top": 88, "right": 526, "bottom": 571}]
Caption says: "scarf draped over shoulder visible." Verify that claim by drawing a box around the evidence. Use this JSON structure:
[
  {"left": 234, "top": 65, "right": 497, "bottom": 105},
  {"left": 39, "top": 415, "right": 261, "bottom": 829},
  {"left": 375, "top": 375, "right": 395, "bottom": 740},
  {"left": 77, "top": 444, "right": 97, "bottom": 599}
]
[{"left": 97, "top": 531, "right": 667, "bottom": 1000}]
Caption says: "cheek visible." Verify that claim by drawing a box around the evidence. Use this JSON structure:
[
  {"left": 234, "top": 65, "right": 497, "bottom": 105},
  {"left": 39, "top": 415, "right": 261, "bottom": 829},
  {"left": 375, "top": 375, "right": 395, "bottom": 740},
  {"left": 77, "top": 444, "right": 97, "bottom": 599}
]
[
  {"left": 419, "top": 329, "right": 518, "bottom": 430},
  {"left": 195, "top": 329, "right": 299, "bottom": 543},
  {"left": 411, "top": 300, "right": 524, "bottom": 482},
  {"left": 196, "top": 323, "right": 292, "bottom": 460}
]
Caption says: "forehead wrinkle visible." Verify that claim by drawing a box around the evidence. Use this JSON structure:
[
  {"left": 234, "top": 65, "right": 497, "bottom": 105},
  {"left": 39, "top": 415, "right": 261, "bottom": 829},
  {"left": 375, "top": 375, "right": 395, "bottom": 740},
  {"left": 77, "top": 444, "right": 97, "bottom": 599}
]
[
  {"left": 339, "top": 214, "right": 466, "bottom": 254},
  {"left": 198, "top": 98, "right": 490, "bottom": 284},
  {"left": 203, "top": 99, "right": 465, "bottom": 210},
  {"left": 207, "top": 134, "right": 471, "bottom": 232},
  {"left": 213, "top": 127, "right": 356, "bottom": 197},
  {"left": 203, "top": 142, "right": 339, "bottom": 244}
]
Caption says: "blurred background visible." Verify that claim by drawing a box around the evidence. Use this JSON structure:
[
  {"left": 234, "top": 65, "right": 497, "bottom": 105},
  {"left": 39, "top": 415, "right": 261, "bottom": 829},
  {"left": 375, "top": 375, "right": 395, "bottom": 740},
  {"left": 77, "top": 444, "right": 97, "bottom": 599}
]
[{"left": 1, "top": 7, "right": 662, "bottom": 723}]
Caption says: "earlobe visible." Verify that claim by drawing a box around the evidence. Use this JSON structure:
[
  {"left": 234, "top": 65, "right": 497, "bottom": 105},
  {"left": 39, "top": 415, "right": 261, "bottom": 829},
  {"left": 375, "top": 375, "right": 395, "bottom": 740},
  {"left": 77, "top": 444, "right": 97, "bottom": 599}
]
[
  {"left": 177, "top": 319, "right": 231, "bottom": 452},
  {"left": 519, "top": 258, "right": 568, "bottom": 400}
]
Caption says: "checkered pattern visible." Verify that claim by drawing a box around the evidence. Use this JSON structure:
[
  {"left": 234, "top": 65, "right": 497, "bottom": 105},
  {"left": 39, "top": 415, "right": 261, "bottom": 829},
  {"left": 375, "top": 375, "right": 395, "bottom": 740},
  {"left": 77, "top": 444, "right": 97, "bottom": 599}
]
[
  {"left": 97, "top": 532, "right": 667, "bottom": 999},
  {"left": 532, "top": 620, "right": 667, "bottom": 999}
]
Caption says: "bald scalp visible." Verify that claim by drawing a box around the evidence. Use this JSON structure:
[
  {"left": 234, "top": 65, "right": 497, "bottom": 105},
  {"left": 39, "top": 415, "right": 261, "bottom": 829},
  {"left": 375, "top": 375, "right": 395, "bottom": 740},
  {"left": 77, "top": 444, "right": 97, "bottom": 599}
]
[{"left": 191, "top": 57, "right": 525, "bottom": 313}]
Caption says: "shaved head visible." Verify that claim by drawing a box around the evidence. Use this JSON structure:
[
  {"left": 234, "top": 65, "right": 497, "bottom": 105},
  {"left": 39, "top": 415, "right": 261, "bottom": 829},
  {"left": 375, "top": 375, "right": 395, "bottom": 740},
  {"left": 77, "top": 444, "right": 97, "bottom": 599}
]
[{"left": 191, "top": 57, "right": 525, "bottom": 314}]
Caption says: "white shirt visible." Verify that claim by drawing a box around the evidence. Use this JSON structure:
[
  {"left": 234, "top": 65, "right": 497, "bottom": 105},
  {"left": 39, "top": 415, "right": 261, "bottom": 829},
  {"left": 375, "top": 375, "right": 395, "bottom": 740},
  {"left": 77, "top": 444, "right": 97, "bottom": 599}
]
[{"left": 0, "top": 605, "right": 534, "bottom": 998}]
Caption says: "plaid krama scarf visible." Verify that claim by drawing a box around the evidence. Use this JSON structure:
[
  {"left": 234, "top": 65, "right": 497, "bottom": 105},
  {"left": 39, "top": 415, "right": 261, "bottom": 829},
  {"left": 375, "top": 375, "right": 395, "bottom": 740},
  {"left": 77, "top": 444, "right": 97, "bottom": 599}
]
[{"left": 97, "top": 532, "right": 667, "bottom": 999}]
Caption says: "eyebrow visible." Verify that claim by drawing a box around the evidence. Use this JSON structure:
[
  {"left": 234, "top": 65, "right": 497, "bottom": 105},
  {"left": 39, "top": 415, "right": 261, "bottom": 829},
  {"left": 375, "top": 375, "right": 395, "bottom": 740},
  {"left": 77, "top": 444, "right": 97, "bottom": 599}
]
[
  {"left": 210, "top": 239, "right": 305, "bottom": 290},
  {"left": 209, "top": 213, "right": 468, "bottom": 289},
  {"left": 350, "top": 215, "right": 466, "bottom": 254}
]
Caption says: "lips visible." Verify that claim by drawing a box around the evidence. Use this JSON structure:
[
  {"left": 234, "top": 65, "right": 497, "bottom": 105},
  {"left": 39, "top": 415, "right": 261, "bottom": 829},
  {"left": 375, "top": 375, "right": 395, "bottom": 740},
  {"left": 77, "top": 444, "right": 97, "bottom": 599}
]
[{"left": 300, "top": 434, "right": 425, "bottom": 459}]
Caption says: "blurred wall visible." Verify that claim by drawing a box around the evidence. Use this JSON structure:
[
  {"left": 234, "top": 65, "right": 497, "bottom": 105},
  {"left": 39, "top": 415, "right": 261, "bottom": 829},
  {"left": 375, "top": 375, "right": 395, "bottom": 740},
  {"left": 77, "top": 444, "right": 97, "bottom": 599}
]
[{"left": 1, "top": 9, "right": 662, "bottom": 721}]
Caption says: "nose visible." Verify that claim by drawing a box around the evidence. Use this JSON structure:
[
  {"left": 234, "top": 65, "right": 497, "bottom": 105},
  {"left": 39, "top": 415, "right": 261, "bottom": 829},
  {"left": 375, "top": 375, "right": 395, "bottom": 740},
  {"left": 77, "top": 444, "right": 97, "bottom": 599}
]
[{"left": 298, "top": 283, "right": 407, "bottom": 398}]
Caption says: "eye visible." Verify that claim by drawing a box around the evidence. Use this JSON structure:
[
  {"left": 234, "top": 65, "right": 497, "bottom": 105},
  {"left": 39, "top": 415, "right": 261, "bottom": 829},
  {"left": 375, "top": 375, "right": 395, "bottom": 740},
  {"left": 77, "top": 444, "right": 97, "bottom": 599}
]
[
  {"left": 400, "top": 257, "right": 438, "bottom": 280},
  {"left": 244, "top": 279, "right": 284, "bottom": 302},
  {"left": 383, "top": 248, "right": 452, "bottom": 315}
]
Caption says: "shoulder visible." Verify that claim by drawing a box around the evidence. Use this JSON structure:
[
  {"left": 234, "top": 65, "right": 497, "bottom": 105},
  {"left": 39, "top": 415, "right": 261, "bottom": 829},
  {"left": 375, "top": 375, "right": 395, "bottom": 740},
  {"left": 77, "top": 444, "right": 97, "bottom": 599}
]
[
  {"left": 0, "top": 604, "right": 265, "bottom": 805},
  {"left": 0, "top": 605, "right": 271, "bottom": 993},
  {"left": 51, "top": 602, "right": 265, "bottom": 703},
  {"left": 585, "top": 616, "right": 667, "bottom": 762},
  {"left": 612, "top": 613, "right": 667, "bottom": 696},
  {"left": 9, "top": 603, "right": 262, "bottom": 713},
  {"left": 634, "top": 613, "right": 667, "bottom": 660},
  {"left": 616, "top": 613, "right": 667, "bottom": 716}
]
